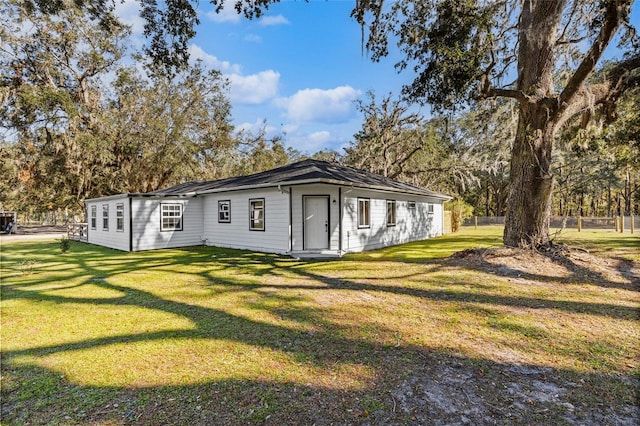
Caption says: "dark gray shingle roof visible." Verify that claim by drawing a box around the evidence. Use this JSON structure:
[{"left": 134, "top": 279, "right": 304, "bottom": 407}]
[{"left": 148, "top": 159, "right": 450, "bottom": 199}]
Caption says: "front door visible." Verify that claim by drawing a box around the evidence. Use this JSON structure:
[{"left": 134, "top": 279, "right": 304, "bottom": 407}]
[{"left": 304, "top": 196, "right": 329, "bottom": 250}]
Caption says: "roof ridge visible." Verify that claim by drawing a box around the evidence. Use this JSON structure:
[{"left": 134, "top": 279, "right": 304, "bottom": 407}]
[{"left": 146, "top": 158, "right": 450, "bottom": 199}]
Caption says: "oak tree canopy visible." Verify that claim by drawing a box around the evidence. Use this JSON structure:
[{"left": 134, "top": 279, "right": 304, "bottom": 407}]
[{"left": 13, "top": 0, "right": 640, "bottom": 247}]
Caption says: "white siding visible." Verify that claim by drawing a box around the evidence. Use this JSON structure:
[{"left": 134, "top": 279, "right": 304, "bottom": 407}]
[
  {"left": 85, "top": 184, "right": 446, "bottom": 255},
  {"left": 131, "top": 198, "right": 203, "bottom": 251},
  {"left": 86, "top": 196, "right": 130, "bottom": 251},
  {"left": 291, "top": 184, "right": 341, "bottom": 252},
  {"left": 342, "top": 188, "right": 444, "bottom": 253},
  {"left": 202, "top": 188, "right": 290, "bottom": 254}
]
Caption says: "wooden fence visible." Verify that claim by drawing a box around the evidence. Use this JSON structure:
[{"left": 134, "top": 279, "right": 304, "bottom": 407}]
[
  {"left": 463, "top": 216, "right": 637, "bottom": 233},
  {"left": 67, "top": 223, "right": 88, "bottom": 241}
]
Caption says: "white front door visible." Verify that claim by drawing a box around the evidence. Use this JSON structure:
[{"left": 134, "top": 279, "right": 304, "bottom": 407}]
[{"left": 304, "top": 196, "right": 329, "bottom": 250}]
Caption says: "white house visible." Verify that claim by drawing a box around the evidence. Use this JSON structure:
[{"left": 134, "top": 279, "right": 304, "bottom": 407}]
[{"left": 84, "top": 159, "right": 451, "bottom": 257}]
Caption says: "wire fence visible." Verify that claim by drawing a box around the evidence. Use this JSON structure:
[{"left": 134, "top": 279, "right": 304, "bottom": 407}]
[{"left": 463, "top": 216, "right": 638, "bottom": 233}]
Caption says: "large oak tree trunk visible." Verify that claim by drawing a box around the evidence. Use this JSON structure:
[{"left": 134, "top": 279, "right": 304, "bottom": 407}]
[
  {"left": 501, "top": 0, "right": 631, "bottom": 247},
  {"left": 503, "top": 104, "right": 556, "bottom": 247},
  {"left": 502, "top": 0, "right": 564, "bottom": 247}
]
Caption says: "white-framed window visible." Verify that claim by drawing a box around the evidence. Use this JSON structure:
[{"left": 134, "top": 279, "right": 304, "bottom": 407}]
[
  {"left": 427, "top": 203, "right": 435, "bottom": 215},
  {"left": 249, "top": 198, "right": 265, "bottom": 231},
  {"left": 102, "top": 204, "right": 109, "bottom": 230},
  {"left": 161, "top": 203, "right": 183, "bottom": 231},
  {"left": 386, "top": 200, "right": 396, "bottom": 226},
  {"left": 116, "top": 203, "right": 124, "bottom": 232},
  {"left": 358, "top": 198, "right": 370, "bottom": 228},
  {"left": 91, "top": 205, "right": 97, "bottom": 230},
  {"left": 218, "top": 200, "right": 231, "bottom": 223}
]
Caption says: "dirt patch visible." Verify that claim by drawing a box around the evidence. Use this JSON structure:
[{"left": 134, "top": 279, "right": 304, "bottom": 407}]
[
  {"left": 449, "top": 246, "right": 639, "bottom": 289},
  {"left": 376, "top": 354, "right": 640, "bottom": 426},
  {"left": 0, "top": 225, "right": 67, "bottom": 241},
  {"left": 10, "top": 225, "right": 67, "bottom": 234}
]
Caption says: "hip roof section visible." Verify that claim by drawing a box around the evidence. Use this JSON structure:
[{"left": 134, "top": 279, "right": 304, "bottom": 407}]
[{"left": 148, "top": 159, "right": 451, "bottom": 199}]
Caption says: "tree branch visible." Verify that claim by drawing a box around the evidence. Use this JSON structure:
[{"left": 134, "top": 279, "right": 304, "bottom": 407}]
[
  {"left": 555, "top": 53, "right": 640, "bottom": 130},
  {"left": 558, "top": 0, "right": 630, "bottom": 107},
  {"left": 388, "top": 145, "right": 422, "bottom": 179},
  {"left": 479, "top": 85, "right": 534, "bottom": 104},
  {"left": 556, "top": 35, "right": 589, "bottom": 46}
]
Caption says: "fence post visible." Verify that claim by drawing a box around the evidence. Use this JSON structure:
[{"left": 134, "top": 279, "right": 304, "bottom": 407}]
[
  {"left": 577, "top": 216, "right": 581, "bottom": 232},
  {"left": 474, "top": 216, "right": 478, "bottom": 229},
  {"left": 615, "top": 216, "right": 619, "bottom": 232},
  {"left": 620, "top": 213, "right": 625, "bottom": 233},
  {"left": 631, "top": 214, "right": 635, "bottom": 234}
]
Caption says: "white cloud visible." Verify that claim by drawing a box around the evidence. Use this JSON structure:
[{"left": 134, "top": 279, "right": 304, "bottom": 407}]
[
  {"left": 308, "top": 131, "right": 332, "bottom": 145},
  {"left": 205, "top": 4, "right": 242, "bottom": 23},
  {"left": 285, "top": 129, "right": 344, "bottom": 153},
  {"left": 228, "top": 70, "right": 280, "bottom": 104},
  {"left": 188, "top": 44, "right": 280, "bottom": 105},
  {"left": 259, "top": 15, "right": 290, "bottom": 26},
  {"left": 282, "top": 123, "right": 299, "bottom": 134},
  {"left": 114, "top": 0, "right": 145, "bottom": 34},
  {"left": 188, "top": 44, "right": 242, "bottom": 73},
  {"left": 276, "top": 86, "right": 362, "bottom": 123},
  {"left": 243, "top": 34, "right": 262, "bottom": 43}
]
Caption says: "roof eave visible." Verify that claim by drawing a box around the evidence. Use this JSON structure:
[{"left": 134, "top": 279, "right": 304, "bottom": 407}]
[
  {"left": 195, "top": 178, "right": 452, "bottom": 200},
  {"left": 86, "top": 192, "right": 199, "bottom": 202},
  {"left": 85, "top": 193, "right": 132, "bottom": 203}
]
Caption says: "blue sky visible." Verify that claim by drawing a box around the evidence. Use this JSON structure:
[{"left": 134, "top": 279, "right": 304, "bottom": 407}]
[
  {"left": 192, "top": 0, "right": 415, "bottom": 154},
  {"left": 115, "top": 0, "right": 424, "bottom": 154},
  {"left": 116, "top": 0, "right": 639, "bottom": 156}
]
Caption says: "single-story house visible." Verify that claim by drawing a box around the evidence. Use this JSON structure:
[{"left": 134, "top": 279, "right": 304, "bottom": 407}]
[{"left": 84, "top": 159, "right": 451, "bottom": 257}]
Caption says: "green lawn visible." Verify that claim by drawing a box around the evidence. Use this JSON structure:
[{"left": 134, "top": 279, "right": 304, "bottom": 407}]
[{"left": 1, "top": 227, "right": 638, "bottom": 424}]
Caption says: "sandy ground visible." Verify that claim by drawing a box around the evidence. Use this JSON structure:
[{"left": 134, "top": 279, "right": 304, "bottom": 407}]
[{"left": 0, "top": 225, "right": 67, "bottom": 242}]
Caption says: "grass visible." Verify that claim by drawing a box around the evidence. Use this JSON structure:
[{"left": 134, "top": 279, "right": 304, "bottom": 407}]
[
  {"left": 1, "top": 226, "right": 638, "bottom": 424},
  {"left": 549, "top": 227, "right": 640, "bottom": 261}
]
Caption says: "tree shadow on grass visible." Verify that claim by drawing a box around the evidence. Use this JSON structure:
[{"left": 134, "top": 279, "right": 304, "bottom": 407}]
[
  {"left": 324, "top": 229, "right": 639, "bottom": 294},
  {"left": 2, "top": 344, "right": 638, "bottom": 425},
  {"left": 1, "top": 240, "right": 638, "bottom": 424},
  {"left": 2, "top": 240, "right": 637, "bottom": 322},
  {"left": 196, "top": 254, "right": 639, "bottom": 321}
]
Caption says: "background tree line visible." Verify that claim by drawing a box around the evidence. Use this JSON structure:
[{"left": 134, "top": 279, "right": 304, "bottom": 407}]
[
  {"left": 0, "top": 0, "right": 295, "bottom": 220},
  {"left": 342, "top": 89, "right": 639, "bottom": 219},
  {"left": 1, "top": 0, "right": 637, "bottom": 232}
]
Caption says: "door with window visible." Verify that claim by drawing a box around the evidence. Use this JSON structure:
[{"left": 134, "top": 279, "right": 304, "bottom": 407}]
[{"left": 304, "top": 196, "right": 329, "bottom": 250}]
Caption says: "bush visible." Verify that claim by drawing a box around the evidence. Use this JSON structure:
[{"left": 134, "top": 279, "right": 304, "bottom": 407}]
[
  {"left": 446, "top": 200, "right": 474, "bottom": 232},
  {"left": 59, "top": 237, "right": 71, "bottom": 253}
]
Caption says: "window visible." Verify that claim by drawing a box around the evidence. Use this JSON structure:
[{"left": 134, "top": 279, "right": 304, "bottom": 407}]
[
  {"left": 249, "top": 199, "right": 265, "bottom": 231},
  {"left": 357, "top": 198, "right": 370, "bottom": 228},
  {"left": 102, "top": 204, "right": 109, "bottom": 230},
  {"left": 161, "top": 203, "right": 183, "bottom": 231},
  {"left": 116, "top": 203, "right": 124, "bottom": 231},
  {"left": 91, "top": 205, "right": 97, "bottom": 230},
  {"left": 407, "top": 201, "right": 416, "bottom": 211},
  {"left": 218, "top": 200, "right": 231, "bottom": 223},
  {"left": 386, "top": 200, "right": 396, "bottom": 226},
  {"left": 427, "top": 203, "right": 435, "bottom": 215}
]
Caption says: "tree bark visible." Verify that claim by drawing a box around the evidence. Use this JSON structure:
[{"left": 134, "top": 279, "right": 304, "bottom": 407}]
[
  {"left": 485, "top": 178, "right": 490, "bottom": 216},
  {"left": 625, "top": 169, "right": 631, "bottom": 215},
  {"left": 499, "top": 0, "right": 633, "bottom": 247},
  {"left": 503, "top": 0, "right": 563, "bottom": 247},
  {"left": 503, "top": 102, "right": 556, "bottom": 247}
]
